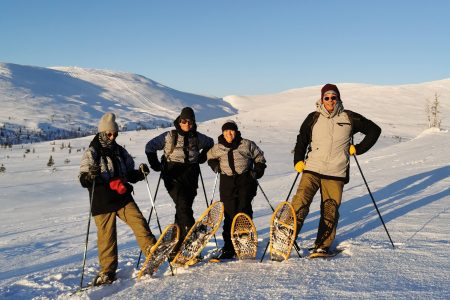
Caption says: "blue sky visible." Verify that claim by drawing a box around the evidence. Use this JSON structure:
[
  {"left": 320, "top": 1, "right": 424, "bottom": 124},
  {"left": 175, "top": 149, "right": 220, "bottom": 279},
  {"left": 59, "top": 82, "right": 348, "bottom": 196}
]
[{"left": 1, "top": 0, "right": 450, "bottom": 97}]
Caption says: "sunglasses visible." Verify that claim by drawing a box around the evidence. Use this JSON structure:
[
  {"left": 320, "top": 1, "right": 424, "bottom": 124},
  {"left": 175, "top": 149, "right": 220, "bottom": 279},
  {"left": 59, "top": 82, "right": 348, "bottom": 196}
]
[
  {"left": 107, "top": 132, "right": 118, "bottom": 138},
  {"left": 180, "top": 119, "right": 193, "bottom": 125},
  {"left": 323, "top": 96, "right": 337, "bottom": 101}
]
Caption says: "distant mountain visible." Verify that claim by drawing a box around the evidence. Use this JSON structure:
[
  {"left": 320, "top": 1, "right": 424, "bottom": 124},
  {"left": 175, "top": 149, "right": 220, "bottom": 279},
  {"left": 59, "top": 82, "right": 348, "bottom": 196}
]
[
  {"left": 0, "top": 62, "right": 236, "bottom": 144},
  {"left": 1, "top": 61, "right": 449, "bottom": 146}
]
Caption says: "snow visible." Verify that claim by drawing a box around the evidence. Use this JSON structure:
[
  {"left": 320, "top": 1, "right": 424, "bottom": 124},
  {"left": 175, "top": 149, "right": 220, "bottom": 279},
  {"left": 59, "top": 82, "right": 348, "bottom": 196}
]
[{"left": 1, "top": 75, "right": 450, "bottom": 299}]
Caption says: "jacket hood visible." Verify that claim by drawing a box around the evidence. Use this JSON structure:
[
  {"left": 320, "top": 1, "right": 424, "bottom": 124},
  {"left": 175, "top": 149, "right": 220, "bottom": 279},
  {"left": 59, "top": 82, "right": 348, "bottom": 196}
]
[{"left": 173, "top": 116, "right": 197, "bottom": 135}]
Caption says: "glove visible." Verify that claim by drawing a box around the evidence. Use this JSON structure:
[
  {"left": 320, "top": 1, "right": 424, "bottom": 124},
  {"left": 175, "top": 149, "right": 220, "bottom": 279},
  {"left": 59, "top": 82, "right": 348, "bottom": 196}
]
[
  {"left": 349, "top": 144, "right": 356, "bottom": 156},
  {"left": 208, "top": 159, "right": 220, "bottom": 173},
  {"left": 146, "top": 152, "right": 162, "bottom": 172},
  {"left": 88, "top": 164, "right": 100, "bottom": 179},
  {"left": 198, "top": 149, "right": 208, "bottom": 164},
  {"left": 139, "top": 163, "right": 150, "bottom": 176},
  {"left": 294, "top": 161, "right": 305, "bottom": 173},
  {"left": 109, "top": 177, "right": 127, "bottom": 195},
  {"left": 251, "top": 162, "right": 266, "bottom": 179},
  {"left": 79, "top": 173, "right": 92, "bottom": 188},
  {"left": 79, "top": 172, "right": 95, "bottom": 188}
]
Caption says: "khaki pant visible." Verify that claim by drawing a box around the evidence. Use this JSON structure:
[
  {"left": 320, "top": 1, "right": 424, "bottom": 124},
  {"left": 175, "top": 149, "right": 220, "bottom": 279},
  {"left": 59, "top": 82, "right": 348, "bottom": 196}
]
[
  {"left": 291, "top": 172, "right": 344, "bottom": 249},
  {"left": 94, "top": 201, "right": 154, "bottom": 274}
]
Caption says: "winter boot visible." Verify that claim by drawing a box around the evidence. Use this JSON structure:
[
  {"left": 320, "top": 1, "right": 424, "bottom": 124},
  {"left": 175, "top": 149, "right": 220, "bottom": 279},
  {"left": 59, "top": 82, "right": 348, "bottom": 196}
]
[
  {"left": 308, "top": 247, "right": 330, "bottom": 258},
  {"left": 218, "top": 247, "right": 236, "bottom": 259},
  {"left": 92, "top": 271, "right": 116, "bottom": 286},
  {"left": 218, "top": 240, "right": 236, "bottom": 259},
  {"left": 312, "top": 247, "right": 329, "bottom": 255}
]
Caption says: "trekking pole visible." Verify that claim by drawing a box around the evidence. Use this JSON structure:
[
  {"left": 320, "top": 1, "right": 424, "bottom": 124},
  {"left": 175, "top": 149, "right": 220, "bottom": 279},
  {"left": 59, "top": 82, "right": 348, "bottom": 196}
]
[
  {"left": 258, "top": 177, "right": 302, "bottom": 262},
  {"left": 136, "top": 173, "right": 162, "bottom": 269},
  {"left": 199, "top": 169, "right": 219, "bottom": 248},
  {"left": 286, "top": 172, "right": 300, "bottom": 201},
  {"left": 142, "top": 168, "right": 175, "bottom": 276},
  {"left": 353, "top": 155, "right": 395, "bottom": 248},
  {"left": 79, "top": 180, "right": 95, "bottom": 289},
  {"left": 257, "top": 181, "right": 275, "bottom": 211},
  {"left": 209, "top": 172, "right": 219, "bottom": 206}
]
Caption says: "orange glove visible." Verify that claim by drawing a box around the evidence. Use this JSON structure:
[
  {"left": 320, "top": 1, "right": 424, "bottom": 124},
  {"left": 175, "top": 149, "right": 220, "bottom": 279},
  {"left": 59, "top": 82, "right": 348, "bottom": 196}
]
[
  {"left": 294, "top": 161, "right": 305, "bottom": 173},
  {"left": 349, "top": 144, "right": 356, "bottom": 156}
]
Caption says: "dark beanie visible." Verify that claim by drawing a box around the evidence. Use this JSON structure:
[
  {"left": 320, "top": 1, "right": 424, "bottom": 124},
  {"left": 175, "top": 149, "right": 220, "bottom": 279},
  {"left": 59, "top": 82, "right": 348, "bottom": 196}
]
[
  {"left": 222, "top": 120, "right": 238, "bottom": 132},
  {"left": 321, "top": 83, "right": 340, "bottom": 99},
  {"left": 179, "top": 107, "right": 195, "bottom": 121}
]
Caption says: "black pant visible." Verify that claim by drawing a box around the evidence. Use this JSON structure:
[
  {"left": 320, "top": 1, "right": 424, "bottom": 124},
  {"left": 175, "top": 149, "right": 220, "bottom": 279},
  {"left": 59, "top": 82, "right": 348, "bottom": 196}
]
[
  {"left": 220, "top": 172, "right": 257, "bottom": 251},
  {"left": 163, "top": 162, "right": 200, "bottom": 239}
]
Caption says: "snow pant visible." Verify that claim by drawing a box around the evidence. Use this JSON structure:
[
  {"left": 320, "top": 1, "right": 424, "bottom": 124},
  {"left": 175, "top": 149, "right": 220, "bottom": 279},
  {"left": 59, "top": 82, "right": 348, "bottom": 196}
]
[
  {"left": 163, "top": 162, "right": 200, "bottom": 242},
  {"left": 291, "top": 172, "right": 344, "bottom": 249},
  {"left": 220, "top": 172, "right": 257, "bottom": 251},
  {"left": 94, "top": 201, "right": 155, "bottom": 274}
]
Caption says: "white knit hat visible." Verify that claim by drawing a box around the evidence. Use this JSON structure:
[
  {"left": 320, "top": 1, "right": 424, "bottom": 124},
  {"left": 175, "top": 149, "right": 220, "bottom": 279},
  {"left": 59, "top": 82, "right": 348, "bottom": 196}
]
[{"left": 98, "top": 112, "right": 119, "bottom": 133}]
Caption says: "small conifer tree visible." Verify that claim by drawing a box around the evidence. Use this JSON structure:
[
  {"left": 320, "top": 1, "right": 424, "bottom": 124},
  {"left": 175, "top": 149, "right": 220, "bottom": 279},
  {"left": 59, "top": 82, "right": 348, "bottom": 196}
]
[
  {"left": 426, "top": 93, "right": 442, "bottom": 129},
  {"left": 47, "top": 155, "right": 55, "bottom": 167}
]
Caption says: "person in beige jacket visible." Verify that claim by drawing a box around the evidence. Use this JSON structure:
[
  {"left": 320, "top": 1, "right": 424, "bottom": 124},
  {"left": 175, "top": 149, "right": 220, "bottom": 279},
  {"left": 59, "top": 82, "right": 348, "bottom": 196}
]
[{"left": 292, "top": 84, "right": 381, "bottom": 256}]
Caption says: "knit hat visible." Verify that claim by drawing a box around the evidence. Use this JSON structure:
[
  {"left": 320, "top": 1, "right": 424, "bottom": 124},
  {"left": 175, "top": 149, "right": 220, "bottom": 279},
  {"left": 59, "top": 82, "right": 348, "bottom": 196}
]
[
  {"left": 321, "top": 83, "right": 341, "bottom": 100},
  {"left": 179, "top": 107, "right": 196, "bottom": 121},
  {"left": 222, "top": 120, "right": 238, "bottom": 132},
  {"left": 98, "top": 112, "right": 119, "bottom": 133}
]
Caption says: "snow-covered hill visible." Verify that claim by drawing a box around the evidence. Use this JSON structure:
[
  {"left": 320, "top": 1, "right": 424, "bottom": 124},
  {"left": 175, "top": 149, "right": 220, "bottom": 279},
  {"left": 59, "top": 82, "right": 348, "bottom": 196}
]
[
  {"left": 225, "top": 79, "right": 450, "bottom": 139},
  {"left": 0, "top": 77, "right": 449, "bottom": 299},
  {"left": 0, "top": 62, "right": 236, "bottom": 144},
  {"left": 1, "top": 61, "right": 449, "bottom": 145}
]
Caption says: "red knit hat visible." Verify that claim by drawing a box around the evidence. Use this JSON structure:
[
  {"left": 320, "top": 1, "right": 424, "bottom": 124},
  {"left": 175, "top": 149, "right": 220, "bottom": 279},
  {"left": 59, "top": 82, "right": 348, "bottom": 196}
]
[{"left": 321, "top": 84, "right": 340, "bottom": 100}]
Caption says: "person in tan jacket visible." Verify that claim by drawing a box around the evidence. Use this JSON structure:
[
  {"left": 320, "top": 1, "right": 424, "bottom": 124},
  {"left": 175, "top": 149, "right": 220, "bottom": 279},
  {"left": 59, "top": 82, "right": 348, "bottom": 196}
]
[{"left": 292, "top": 84, "right": 381, "bottom": 256}]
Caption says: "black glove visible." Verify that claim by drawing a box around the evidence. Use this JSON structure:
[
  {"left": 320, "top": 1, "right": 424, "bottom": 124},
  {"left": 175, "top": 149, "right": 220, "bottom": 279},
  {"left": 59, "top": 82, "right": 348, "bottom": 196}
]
[
  {"left": 208, "top": 159, "right": 220, "bottom": 173},
  {"left": 88, "top": 164, "right": 100, "bottom": 179},
  {"left": 251, "top": 162, "right": 266, "bottom": 180},
  {"left": 127, "top": 169, "right": 144, "bottom": 183},
  {"left": 139, "top": 163, "right": 150, "bottom": 176},
  {"left": 198, "top": 149, "right": 209, "bottom": 164},
  {"left": 79, "top": 172, "right": 94, "bottom": 188},
  {"left": 146, "top": 152, "right": 162, "bottom": 172}
]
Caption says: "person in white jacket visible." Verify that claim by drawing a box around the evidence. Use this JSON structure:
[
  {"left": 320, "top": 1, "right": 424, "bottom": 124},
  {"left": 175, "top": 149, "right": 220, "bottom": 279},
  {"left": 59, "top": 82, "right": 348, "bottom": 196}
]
[{"left": 292, "top": 84, "right": 381, "bottom": 256}]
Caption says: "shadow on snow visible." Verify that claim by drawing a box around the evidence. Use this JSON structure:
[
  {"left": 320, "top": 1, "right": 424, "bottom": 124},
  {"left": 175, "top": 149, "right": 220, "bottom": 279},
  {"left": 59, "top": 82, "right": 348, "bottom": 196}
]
[{"left": 299, "top": 165, "right": 450, "bottom": 244}]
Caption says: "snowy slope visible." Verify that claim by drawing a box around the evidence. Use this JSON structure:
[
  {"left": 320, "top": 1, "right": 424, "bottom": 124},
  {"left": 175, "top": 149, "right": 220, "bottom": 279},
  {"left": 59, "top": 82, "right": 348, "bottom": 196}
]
[
  {"left": 225, "top": 79, "right": 450, "bottom": 139},
  {"left": 0, "top": 62, "right": 236, "bottom": 143},
  {"left": 0, "top": 80, "right": 450, "bottom": 299}
]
